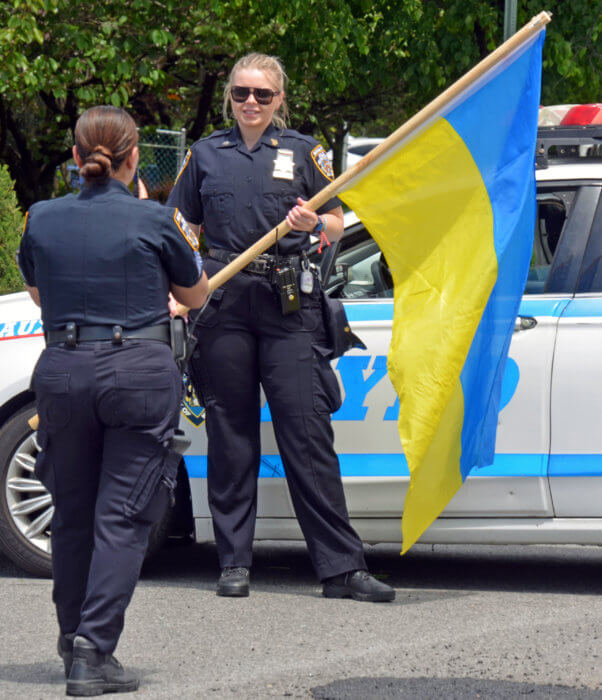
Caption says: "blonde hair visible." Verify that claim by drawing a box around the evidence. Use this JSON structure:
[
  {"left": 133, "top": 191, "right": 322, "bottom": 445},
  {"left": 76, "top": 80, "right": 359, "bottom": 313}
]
[{"left": 223, "top": 53, "right": 289, "bottom": 129}]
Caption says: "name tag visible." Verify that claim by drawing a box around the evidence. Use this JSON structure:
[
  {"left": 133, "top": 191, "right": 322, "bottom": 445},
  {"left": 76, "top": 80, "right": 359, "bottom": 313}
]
[{"left": 273, "top": 149, "right": 295, "bottom": 181}]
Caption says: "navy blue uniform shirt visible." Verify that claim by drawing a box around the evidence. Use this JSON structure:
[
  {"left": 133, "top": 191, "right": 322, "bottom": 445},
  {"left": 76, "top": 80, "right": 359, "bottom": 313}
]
[
  {"left": 166, "top": 123, "right": 340, "bottom": 256},
  {"left": 18, "top": 178, "right": 201, "bottom": 331}
]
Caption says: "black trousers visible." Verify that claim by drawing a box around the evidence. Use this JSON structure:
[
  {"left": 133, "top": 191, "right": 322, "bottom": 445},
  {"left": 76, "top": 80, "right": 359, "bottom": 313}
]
[
  {"left": 32, "top": 340, "right": 182, "bottom": 654},
  {"left": 189, "top": 259, "right": 366, "bottom": 581}
]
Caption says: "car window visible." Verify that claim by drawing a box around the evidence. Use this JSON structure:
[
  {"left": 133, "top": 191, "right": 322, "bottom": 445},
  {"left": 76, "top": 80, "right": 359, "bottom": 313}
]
[
  {"left": 525, "top": 192, "right": 573, "bottom": 294},
  {"left": 322, "top": 226, "right": 394, "bottom": 299},
  {"left": 575, "top": 192, "right": 602, "bottom": 293},
  {"left": 322, "top": 184, "right": 595, "bottom": 300},
  {"left": 545, "top": 185, "right": 601, "bottom": 294}
]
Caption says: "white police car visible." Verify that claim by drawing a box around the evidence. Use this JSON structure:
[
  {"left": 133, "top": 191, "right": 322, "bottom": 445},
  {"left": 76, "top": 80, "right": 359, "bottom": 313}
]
[{"left": 1, "top": 121, "right": 601, "bottom": 577}]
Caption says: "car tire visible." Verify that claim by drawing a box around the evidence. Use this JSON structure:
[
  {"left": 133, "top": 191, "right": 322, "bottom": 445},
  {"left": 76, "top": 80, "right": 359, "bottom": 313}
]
[
  {"left": 0, "top": 404, "right": 172, "bottom": 578},
  {"left": 0, "top": 404, "right": 52, "bottom": 577}
]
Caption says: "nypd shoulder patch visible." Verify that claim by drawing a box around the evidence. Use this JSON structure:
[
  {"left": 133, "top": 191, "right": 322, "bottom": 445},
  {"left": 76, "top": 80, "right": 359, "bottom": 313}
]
[
  {"left": 173, "top": 209, "right": 199, "bottom": 251},
  {"left": 310, "top": 145, "right": 334, "bottom": 181}
]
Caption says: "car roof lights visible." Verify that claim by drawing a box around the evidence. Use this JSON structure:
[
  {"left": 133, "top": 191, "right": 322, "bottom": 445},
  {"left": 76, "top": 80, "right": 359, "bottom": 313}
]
[{"left": 560, "top": 104, "right": 602, "bottom": 126}]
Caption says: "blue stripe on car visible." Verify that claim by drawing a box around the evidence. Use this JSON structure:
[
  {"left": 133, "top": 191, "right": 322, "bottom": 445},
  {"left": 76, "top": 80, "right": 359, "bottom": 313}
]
[{"left": 184, "top": 453, "right": 571, "bottom": 479}]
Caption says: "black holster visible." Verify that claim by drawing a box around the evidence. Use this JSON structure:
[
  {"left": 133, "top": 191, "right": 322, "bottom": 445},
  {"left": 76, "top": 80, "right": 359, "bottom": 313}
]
[
  {"left": 170, "top": 316, "right": 189, "bottom": 372},
  {"left": 320, "top": 290, "right": 367, "bottom": 359}
]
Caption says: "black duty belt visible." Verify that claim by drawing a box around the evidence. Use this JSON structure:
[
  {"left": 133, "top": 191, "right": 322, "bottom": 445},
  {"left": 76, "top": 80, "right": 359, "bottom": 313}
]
[
  {"left": 46, "top": 323, "right": 170, "bottom": 347},
  {"left": 208, "top": 248, "right": 302, "bottom": 276}
]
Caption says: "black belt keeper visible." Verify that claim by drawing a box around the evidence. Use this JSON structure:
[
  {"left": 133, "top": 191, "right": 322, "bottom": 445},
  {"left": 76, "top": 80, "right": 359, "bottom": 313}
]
[{"left": 46, "top": 323, "right": 171, "bottom": 346}]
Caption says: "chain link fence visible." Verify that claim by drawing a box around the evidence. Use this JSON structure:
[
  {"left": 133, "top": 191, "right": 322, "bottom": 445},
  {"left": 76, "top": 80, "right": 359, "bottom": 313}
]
[{"left": 137, "top": 128, "right": 187, "bottom": 202}]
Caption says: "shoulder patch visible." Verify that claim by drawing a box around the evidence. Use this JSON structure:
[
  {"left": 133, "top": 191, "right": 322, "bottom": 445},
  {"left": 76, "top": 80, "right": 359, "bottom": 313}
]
[
  {"left": 22, "top": 210, "right": 29, "bottom": 235},
  {"left": 173, "top": 149, "right": 191, "bottom": 187},
  {"left": 173, "top": 209, "right": 199, "bottom": 251},
  {"left": 310, "top": 145, "right": 334, "bottom": 181}
]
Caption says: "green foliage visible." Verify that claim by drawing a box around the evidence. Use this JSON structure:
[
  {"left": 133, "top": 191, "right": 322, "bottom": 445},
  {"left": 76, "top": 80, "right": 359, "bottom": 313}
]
[
  {"left": 0, "top": 0, "right": 600, "bottom": 203},
  {"left": 0, "top": 165, "right": 25, "bottom": 295},
  {"left": 521, "top": 0, "right": 602, "bottom": 104}
]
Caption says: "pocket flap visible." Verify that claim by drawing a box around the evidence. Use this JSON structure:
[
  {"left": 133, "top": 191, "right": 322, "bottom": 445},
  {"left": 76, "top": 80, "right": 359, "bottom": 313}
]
[
  {"left": 116, "top": 370, "right": 173, "bottom": 390},
  {"left": 35, "top": 373, "right": 70, "bottom": 394}
]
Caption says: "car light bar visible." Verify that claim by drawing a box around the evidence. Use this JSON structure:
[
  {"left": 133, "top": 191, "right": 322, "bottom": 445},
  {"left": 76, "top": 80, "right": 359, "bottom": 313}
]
[{"left": 536, "top": 124, "right": 602, "bottom": 169}]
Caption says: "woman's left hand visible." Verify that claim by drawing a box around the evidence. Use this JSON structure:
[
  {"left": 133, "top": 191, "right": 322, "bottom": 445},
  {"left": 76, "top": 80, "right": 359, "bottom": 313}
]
[
  {"left": 286, "top": 197, "right": 319, "bottom": 233},
  {"left": 168, "top": 292, "right": 181, "bottom": 318}
]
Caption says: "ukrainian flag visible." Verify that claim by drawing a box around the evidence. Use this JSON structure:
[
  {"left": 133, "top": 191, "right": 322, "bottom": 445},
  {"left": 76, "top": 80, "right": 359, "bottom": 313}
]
[{"left": 336, "top": 26, "right": 546, "bottom": 552}]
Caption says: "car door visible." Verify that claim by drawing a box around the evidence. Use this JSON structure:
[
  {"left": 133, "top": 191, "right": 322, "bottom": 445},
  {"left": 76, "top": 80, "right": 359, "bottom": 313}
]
[
  {"left": 479, "top": 182, "right": 594, "bottom": 520},
  {"left": 548, "top": 184, "right": 602, "bottom": 516}
]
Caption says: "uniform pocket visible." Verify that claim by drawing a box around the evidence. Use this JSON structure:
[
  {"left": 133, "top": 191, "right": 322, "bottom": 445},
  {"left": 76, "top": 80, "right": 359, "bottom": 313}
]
[
  {"left": 263, "top": 181, "right": 298, "bottom": 222},
  {"left": 123, "top": 447, "right": 166, "bottom": 523},
  {"left": 33, "top": 372, "right": 71, "bottom": 433},
  {"left": 201, "top": 179, "right": 234, "bottom": 225},
  {"left": 280, "top": 282, "right": 321, "bottom": 332},
  {"left": 124, "top": 443, "right": 180, "bottom": 524},
  {"left": 311, "top": 344, "right": 342, "bottom": 414},
  {"left": 112, "top": 370, "right": 176, "bottom": 427},
  {"left": 33, "top": 429, "right": 55, "bottom": 496}
]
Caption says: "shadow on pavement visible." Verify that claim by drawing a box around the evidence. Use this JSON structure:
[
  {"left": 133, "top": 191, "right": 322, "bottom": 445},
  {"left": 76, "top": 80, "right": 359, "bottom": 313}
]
[
  {"left": 136, "top": 539, "right": 602, "bottom": 597},
  {"left": 2, "top": 539, "right": 602, "bottom": 597}
]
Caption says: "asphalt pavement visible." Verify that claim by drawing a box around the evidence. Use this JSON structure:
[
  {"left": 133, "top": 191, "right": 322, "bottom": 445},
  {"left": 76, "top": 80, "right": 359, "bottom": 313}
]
[{"left": 1, "top": 540, "right": 601, "bottom": 698}]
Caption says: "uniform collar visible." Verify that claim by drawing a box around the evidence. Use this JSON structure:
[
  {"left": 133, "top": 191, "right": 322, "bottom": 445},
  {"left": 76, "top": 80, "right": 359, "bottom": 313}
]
[
  {"left": 217, "top": 124, "right": 281, "bottom": 151},
  {"left": 216, "top": 128, "right": 239, "bottom": 149},
  {"left": 258, "top": 123, "right": 281, "bottom": 148},
  {"left": 78, "top": 178, "right": 133, "bottom": 198}
]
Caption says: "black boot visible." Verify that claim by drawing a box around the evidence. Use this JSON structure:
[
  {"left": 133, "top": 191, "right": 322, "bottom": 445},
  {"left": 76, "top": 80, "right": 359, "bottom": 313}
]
[
  {"left": 322, "top": 570, "right": 396, "bottom": 602},
  {"left": 66, "top": 636, "right": 139, "bottom": 697},
  {"left": 216, "top": 567, "right": 250, "bottom": 597},
  {"left": 57, "top": 632, "right": 76, "bottom": 678}
]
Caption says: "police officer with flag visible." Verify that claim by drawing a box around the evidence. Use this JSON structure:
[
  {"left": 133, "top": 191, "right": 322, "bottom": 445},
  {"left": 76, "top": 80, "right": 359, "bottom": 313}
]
[
  {"left": 18, "top": 106, "right": 208, "bottom": 696},
  {"left": 167, "top": 53, "right": 394, "bottom": 603}
]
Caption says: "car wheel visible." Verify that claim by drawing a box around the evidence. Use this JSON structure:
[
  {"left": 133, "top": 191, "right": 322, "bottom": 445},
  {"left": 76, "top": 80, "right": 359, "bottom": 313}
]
[
  {"left": 0, "top": 405, "right": 52, "bottom": 577},
  {"left": 0, "top": 404, "right": 172, "bottom": 578}
]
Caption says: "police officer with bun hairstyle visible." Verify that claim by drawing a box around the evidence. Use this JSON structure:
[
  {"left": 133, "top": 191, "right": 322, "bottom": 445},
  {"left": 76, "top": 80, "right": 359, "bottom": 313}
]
[
  {"left": 167, "top": 53, "right": 394, "bottom": 603},
  {"left": 18, "top": 106, "right": 208, "bottom": 696}
]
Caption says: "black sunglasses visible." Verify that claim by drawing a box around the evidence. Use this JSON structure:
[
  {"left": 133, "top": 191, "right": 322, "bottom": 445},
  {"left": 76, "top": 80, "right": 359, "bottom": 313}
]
[{"left": 231, "top": 86, "right": 280, "bottom": 105}]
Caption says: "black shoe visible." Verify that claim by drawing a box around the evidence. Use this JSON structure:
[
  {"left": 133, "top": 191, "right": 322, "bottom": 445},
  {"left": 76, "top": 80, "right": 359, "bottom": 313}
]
[
  {"left": 216, "top": 567, "right": 250, "bottom": 597},
  {"left": 66, "top": 636, "right": 139, "bottom": 697},
  {"left": 57, "top": 632, "right": 76, "bottom": 678},
  {"left": 322, "top": 570, "right": 396, "bottom": 602}
]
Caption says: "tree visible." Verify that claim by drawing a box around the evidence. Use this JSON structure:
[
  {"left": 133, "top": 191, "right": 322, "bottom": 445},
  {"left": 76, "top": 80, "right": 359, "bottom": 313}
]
[
  {"left": 1, "top": 1, "right": 600, "bottom": 208},
  {"left": 0, "top": 164, "right": 24, "bottom": 295}
]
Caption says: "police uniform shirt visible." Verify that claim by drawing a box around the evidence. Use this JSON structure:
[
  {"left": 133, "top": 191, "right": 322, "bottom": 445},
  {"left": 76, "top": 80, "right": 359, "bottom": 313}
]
[
  {"left": 18, "top": 178, "right": 201, "bottom": 331},
  {"left": 166, "top": 123, "right": 341, "bottom": 256}
]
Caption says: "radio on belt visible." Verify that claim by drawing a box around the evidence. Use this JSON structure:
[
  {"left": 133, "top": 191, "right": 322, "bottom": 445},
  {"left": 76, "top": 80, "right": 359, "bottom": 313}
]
[{"left": 272, "top": 265, "right": 300, "bottom": 315}]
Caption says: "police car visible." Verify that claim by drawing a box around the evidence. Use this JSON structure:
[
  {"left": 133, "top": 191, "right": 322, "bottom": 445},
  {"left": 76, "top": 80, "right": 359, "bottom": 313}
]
[{"left": 1, "top": 115, "right": 601, "bottom": 577}]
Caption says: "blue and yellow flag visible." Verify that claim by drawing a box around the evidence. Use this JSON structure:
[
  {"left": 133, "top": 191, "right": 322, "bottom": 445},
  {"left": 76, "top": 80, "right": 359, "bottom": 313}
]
[{"left": 336, "top": 25, "right": 546, "bottom": 552}]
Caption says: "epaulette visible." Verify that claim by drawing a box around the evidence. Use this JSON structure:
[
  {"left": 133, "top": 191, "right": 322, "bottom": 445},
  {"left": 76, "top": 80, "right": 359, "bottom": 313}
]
[
  {"left": 195, "top": 128, "right": 234, "bottom": 145},
  {"left": 278, "top": 129, "right": 317, "bottom": 147}
]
